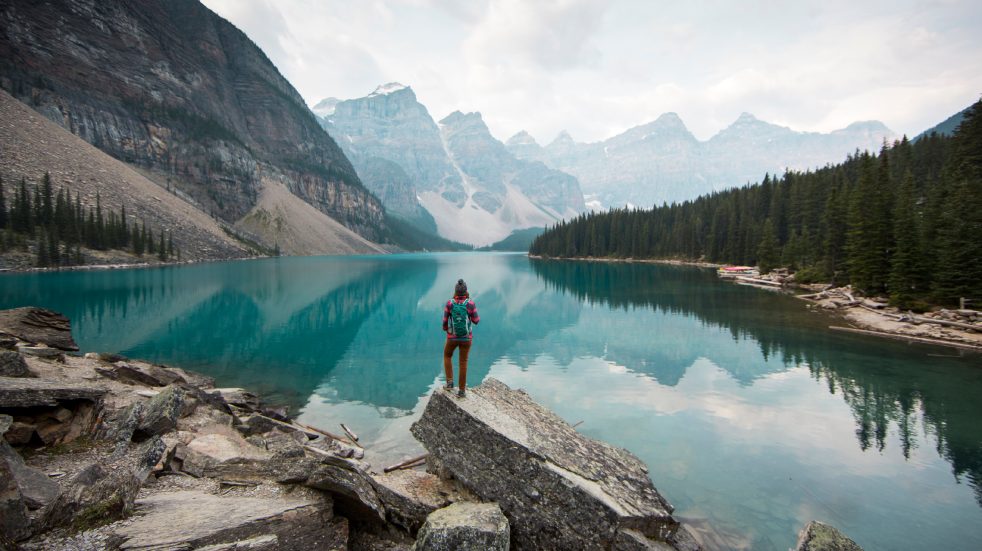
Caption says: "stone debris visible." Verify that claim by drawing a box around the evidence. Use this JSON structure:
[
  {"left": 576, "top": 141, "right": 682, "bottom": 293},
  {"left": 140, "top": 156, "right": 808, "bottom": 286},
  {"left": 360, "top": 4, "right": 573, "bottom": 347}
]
[
  {"left": 412, "top": 502, "right": 510, "bottom": 551},
  {"left": 411, "top": 378, "right": 698, "bottom": 550},
  {"left": 0, "top": 307, "right": 78, "bottom": 351},
  {"left": 794, "top": 521, "right": 863, "bottom": 551}
]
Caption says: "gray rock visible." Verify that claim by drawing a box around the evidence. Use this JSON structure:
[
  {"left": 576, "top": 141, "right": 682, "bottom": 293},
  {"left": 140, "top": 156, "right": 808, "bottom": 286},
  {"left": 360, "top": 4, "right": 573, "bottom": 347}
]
[
  {"left": 17, "top": 345, "right": 64, "bottom": 360},
  {"left": 0, "top": 454, "right": 31, "bottom": 541},
  {"left": 795, "top": 521, "right": 863, "bottom": 551},
  {"left": 0, "top": 414, "right": 10, "bottom": 436},
  {"left": 411, "top": 378, "right": 692, "bottom": 550},
  {"left": 370, "top": 469, "right": 465, "bottom": 533},
  {"left": 136, "top": 386, "right": 185, "bottom": 438},
  {"left": 212, "top": 388, "right": 262, "bottom": 411},
  {"left": 412, "top": 502, "right": 509, "bottom": 551},
  {"left": 39, "top": 436, "right": 165, "bottom": 531},
  {"left": 0, "top": 332, "right": 17, "bottom": 350},
  {"left": 0, "top": 377, "right": 105, "bottom": 407},
  {"left": 304, "top": 454, "right": 386, "bottom": 522},
  {"left": 0, "top": 307, "right": 78, "bottom": 351},
  {"left": 0, "top": 439, "right": 61, "bottom": 509},
  {"left": 181, "top": 432, "right": 272, "bottom": 479},
  {"left": 113, "top": 362, "right": 186, "bottom": 387},
  {"left": 0, "top": 350, "right": 32, "bottom": 377},
  {"left": 3, "top": 421, "right": 36, "bottom": 445},
  {"left": 112, "top": 490, "right": 344, "bottom": 550}
]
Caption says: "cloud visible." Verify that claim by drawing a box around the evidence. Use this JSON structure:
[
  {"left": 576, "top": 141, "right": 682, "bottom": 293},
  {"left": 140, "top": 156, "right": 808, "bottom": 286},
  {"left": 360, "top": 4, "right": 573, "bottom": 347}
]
[{"left": 201, "top": 0, "right": 982, "bottom": 144}]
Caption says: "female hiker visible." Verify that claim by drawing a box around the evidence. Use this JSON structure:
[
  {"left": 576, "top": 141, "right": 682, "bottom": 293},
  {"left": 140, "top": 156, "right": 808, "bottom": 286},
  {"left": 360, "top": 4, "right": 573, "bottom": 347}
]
[{"left": 442, "top": 279, "right": 480, "bottom": 397}]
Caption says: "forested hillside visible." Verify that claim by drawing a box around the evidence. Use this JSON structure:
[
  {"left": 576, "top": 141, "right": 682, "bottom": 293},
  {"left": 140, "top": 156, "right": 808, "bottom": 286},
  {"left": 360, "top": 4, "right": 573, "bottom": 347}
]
[{"left": 531, "top": 100, "right": 982, "bottom": 307}]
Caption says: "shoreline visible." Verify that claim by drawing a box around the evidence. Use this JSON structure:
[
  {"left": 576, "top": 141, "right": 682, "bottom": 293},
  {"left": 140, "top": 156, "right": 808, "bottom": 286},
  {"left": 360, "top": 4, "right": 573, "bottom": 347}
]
[{"left": 528, "top": 254, "right": 982, "bottom": 353}]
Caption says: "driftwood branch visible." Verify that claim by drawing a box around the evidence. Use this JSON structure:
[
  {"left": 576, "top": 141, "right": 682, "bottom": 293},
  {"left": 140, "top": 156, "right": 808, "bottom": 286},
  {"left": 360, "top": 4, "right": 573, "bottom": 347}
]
[
  {"left": 294, "top": 420, "right": 361, "bottom": 447},
  {"left": 384, "top": 453, "right": 429, "bottom": 473},
  {"left": 829, "top": 326, "right": 982, "bottom": 351},
  {"left": 340, "top": 423, "right": 359, "bottom": 442}
]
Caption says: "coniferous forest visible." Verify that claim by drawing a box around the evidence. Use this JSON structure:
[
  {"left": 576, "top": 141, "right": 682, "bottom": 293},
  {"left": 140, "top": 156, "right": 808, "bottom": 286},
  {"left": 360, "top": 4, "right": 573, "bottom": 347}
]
[
  {"left": 0, "top": 172, "right": 178, "bottom": 267},
  {"left": 530, "top": 100, "right": 982, "bottom": 307}
]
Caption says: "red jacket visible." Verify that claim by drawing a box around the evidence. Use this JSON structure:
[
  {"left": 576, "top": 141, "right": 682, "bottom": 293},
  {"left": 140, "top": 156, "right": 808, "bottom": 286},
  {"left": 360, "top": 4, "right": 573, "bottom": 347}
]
[{"left": 443, "top": 296, "right": 480, "bottom": 341}]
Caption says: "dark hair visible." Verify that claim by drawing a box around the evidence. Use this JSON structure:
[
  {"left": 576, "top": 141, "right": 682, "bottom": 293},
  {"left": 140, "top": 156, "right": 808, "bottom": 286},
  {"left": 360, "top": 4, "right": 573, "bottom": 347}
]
[{"left": 454, "top": 279, "right": 468, "bottom": 296}]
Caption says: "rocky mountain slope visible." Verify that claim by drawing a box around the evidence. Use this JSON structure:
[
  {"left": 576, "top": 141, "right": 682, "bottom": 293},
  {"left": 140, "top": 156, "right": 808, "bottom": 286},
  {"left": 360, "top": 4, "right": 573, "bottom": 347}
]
[
  {"left": 508, "top": 112, "right": 896, "bottom": 209},
  {"left": 317, "top": 84, "right": 584, "bottom": 247},
  {"left": 0, "top": 0, "right": 386, "bottom": 252},
  {"left": 0, "top": 89, "right": 248, "bottom": 262}
]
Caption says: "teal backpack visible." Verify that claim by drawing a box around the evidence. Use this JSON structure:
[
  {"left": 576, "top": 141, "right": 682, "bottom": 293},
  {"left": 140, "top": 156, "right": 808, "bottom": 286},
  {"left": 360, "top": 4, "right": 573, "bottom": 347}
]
[{"left": 450, "top": 301, "right": 470, "bottom": 338}]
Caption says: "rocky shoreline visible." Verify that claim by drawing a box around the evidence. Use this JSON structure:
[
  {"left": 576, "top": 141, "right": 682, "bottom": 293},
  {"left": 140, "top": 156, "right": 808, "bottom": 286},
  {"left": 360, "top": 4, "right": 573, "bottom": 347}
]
[
  {"left": 529, "top": 255, "right": 982, "bottom": 353},
  {"left": 0, "top": 307, "right": 864, "bottom": 550}
]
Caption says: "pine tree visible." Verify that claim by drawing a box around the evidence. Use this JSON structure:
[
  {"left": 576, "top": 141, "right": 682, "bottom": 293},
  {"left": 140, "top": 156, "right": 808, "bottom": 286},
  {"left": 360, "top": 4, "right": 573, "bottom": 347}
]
[
  {"left": 756, "top": 218, "right": 780, "bottom": 273},
  {"left": 157, "top": 231, "right": 166, "bottom": 261},
  {"left": 888, "top": 170, "right": 921, "bottom": 308},
  {"left": 147, "top": 227, "right": 155, "bottom": 255},
  {"left": 36, "top": 228, "right": 49, "bottom": 267},
  {"left": 40, "top": 172, "right": 53, "bottom": 226}
]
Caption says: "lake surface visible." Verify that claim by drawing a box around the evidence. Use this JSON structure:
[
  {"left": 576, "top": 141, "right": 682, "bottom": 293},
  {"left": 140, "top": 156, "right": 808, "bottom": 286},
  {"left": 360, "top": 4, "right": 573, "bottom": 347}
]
[{"left": 2, "top": 253, "right": 980, "bottom": 550}]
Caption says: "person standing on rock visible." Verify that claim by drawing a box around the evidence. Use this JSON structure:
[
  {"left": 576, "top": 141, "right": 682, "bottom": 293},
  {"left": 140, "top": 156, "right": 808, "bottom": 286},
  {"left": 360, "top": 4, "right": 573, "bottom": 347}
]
[{"left": 442, "top": 279, "right": 480, "bottom": 398}]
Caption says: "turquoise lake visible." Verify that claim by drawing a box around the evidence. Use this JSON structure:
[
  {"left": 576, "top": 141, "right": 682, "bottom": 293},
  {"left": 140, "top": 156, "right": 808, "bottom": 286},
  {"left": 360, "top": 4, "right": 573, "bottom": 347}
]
[{"left": 1, "top": 252, "right": 980, "bottom": 550}]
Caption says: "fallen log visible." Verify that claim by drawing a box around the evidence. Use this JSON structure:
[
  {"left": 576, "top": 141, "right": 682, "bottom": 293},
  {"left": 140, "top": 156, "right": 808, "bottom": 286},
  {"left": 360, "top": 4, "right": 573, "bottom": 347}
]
[
  {"left": 384, "top": 453, "right": 429, "bottom": 473},
  {"left": 829, "top": 326, "right": 982, "bottom": 352},
  {"left": 252, "top": 413, "right": 320, "bottom": 440},
  {"left": 853, "top": 304, "right": 979, "bottom": 331},
  {"left": 340, "top": 423, "right": 359, "bottom": 442},
  {"left": 734, "top": 276, "right": 783, "bottom": 287},
  {"left": 294, "top": 420, "right": 360, "bottom": 447}
]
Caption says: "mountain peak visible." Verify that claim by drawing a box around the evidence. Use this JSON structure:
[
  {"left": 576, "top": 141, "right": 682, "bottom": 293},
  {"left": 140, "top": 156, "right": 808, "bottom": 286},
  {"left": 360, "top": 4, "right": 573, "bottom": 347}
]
[
  {"left": 311, "top": 97, "right": 340, "bottom": 117},
  {"left": 506, "top": 130, "right": 538, "bottom": 146},
  {"left": 735, "top": 112, "right": 758, "bottom": 124},
  {"left": 549, "top": 130, "right": 575, "bottom": 147},
  {"left": 439, "top": 110, "right": 485, "bottom": 127},
  {"left": 368, "top": 82, "right": 410, "bottom": 97}
]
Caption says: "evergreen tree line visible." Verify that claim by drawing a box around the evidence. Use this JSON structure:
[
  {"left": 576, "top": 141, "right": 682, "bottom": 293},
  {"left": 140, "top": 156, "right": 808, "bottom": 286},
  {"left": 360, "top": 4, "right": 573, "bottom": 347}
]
[
  {"left": 530, "top": 100, "right": 982, "bottom": 307},
  {"left": 0, "top": 172, "right": 179, "bottom": 266}
]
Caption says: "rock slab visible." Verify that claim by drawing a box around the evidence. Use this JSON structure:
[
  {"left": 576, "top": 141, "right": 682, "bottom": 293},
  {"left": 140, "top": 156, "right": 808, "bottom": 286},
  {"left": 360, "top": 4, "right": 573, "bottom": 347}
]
[
  {"left": 112, "top": 490, "right": 344, "bottom": 550},
  {"left": 0, "top": 376, "right": 105, "bottom": 408},
  {"left": 0, "top": 350, "right": 32, "bottom": 377},
  {"left": 411, "top": 378, "right": 692, "bottom": 550},
  {"left": 412, "top": 502, "right": 509, "bottom": 551},
  {"left": 795, "top": 521, "right": 863, "bottom": 551},
  {"left": 0, "top": 307, "right": 78, "bottom": 351}
]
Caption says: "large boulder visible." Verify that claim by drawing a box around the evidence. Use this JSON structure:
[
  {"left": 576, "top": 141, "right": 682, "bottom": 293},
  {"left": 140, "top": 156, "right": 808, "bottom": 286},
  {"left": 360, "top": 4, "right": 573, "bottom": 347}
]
[
  {"left": 0, "top": 307, "right": 78, "bottom": 351},
  {"left": 0, "top": 377, "right": 105, "bottom": 408},
  {"left": 411, "top": 378, "right": 697, "bottom": 550},
  {"left": 412, "top": 502, "right": 509, "bottom": 551},
  {"left": 181, "top": 432, "right": 272, "bottom": 479},
  {"left": 370, "top": 469, "right": 468, "bottom": 533},
  {"left": 795, "top": 521, "right": 863, "bottom": 551},
  {"left": 0, "top": 456, "right": 30, "bottom": 541},
  {"left": 0, "top": 439, "right": 60, "bottom": 509},
  {"left": 39, "top": 436, "right": 165, "bottom": 532}
]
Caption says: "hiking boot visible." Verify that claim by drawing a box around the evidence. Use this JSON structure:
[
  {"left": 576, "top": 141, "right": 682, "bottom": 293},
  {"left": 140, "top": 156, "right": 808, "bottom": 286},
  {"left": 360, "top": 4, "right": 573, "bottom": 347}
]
[
  {"left": 457, "top": 388, "right": 466, "bottom": 398},
  {"left": 443, "top": 381, "right": 454, "bottom": 391}
]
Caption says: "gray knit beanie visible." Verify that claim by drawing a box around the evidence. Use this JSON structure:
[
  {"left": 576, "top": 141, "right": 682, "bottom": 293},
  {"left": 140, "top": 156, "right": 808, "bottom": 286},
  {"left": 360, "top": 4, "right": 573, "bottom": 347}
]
[{"left": 454, "top": 279, "right": 468, "bottom": 296}]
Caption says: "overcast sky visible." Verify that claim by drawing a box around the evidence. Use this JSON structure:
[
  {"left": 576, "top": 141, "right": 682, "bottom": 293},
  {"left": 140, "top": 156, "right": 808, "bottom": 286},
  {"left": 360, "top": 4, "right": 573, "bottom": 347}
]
[{"left": 201, "top": 0, "right": 982, "bottom": 144}]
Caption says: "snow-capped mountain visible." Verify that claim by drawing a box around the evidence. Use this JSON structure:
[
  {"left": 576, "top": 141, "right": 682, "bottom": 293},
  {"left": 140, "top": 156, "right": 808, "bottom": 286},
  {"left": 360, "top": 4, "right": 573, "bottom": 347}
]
[
  {"left": 315, "top": 84, "right": 584, "bottom": 246},
  {"left": 508, "top": 113, "right": 896, "bottom": 209}
]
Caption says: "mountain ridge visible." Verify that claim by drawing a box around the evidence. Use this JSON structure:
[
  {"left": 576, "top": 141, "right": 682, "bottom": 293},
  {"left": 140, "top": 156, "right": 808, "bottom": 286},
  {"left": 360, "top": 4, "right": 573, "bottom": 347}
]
[{"left": 0, "top": 0, "right": 386, "bottom": 252}]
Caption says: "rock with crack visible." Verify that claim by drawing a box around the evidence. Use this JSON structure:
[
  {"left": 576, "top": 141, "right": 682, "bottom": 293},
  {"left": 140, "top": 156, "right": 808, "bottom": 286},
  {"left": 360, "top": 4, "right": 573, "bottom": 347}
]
[
  {"left": 0, "top": 377, "right": 105, "bottom": 408},
  {"left": 304, "top": 453, "right": 386, "bottom": 522},
  {"left": 111, "top": 361, "right": 187, "bottom": 387},
  {"left": 111, "top": 490, "right": 345, "bottom": 550},
  {"left": 371, "top": 469, "right": 468, "bottom": 534},
  {"left": 212, "top": 387, "right": 262, "bottom": 411},
  {"left": 0, "top": 350, "right": 32, "bottom": 377},
  {"left": 182, "top": 432, "right": 272, "bottom": 479},
  {"left": 135, "top": 385, "right": 187, "bottom": 438},
  {"left": 0, "top": 307, "right": 78, "bottom": 351},
  {"left": 412, "top": 501, "right": 510, "bottom": 551},
  {"left": 0, "top": 439, "right": 61, "bottom": 509},
  {"left": 410, "top": 378, "right": 697, "bottom": 550},
  {"left": 39, "top": 436, "right": 165, "bottom": 531},
  {"left": 794, "top": 521, "right": 863, "bottom": 551}
]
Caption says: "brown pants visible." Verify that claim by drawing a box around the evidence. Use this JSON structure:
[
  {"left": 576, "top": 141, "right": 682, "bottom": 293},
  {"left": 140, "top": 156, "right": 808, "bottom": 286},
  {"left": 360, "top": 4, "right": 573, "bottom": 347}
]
[{"left": 443, "top": 339, "right": 471, "bottom": 389}]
